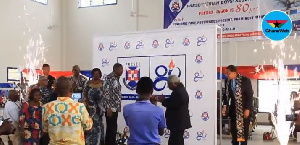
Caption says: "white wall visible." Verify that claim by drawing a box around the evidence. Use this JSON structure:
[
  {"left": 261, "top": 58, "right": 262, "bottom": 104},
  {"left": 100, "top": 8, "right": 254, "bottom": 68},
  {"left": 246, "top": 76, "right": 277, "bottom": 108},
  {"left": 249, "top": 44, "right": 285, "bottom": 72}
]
[
  {"left": 0, "top": 0, "right": 62, "bottom": 82},
  {"left": 220, "top": 37, "right": 300, "bottom": 66},
  {"left": 63, "top": 0, "right": 164, "bottom": 71}
]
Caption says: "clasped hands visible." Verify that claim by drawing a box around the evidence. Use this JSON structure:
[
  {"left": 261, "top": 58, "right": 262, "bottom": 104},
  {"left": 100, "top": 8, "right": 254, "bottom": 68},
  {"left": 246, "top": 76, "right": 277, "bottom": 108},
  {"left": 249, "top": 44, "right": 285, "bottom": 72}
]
[{"left": 152, "top": 94, "right": 165, "bottom": 103}]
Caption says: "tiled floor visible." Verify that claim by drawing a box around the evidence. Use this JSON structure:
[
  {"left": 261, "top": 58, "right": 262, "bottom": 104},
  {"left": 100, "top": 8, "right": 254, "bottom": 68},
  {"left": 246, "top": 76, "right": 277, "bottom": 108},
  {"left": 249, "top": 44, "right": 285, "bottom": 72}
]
[
  {"left": 1, "top": 125, "right": 297, "bottom": 145},
  {"left": 218, "top": 125, "right": 299, "bottom": 145}
]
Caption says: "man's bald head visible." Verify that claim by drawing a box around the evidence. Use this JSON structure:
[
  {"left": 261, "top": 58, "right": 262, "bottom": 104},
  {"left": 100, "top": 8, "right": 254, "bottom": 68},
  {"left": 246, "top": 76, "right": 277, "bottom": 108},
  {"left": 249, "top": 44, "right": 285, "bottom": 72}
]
[
  {"left": 167, "top": 75, "right": 182, "bottom": 90},
  {"left": 168, "top": 75, "right": 180, "bottom": 83},
  {"left": 38, "top": 75, "right": 48, "bottom": 87},
  {"left": 56, "top": 76, "right": 72, "bottom": 97},
  {"left": 39, "top": 76, "right": 47, "bottom": 81},
  {"left": 8, "top": 90, "right": 19, "bottom": 102}
]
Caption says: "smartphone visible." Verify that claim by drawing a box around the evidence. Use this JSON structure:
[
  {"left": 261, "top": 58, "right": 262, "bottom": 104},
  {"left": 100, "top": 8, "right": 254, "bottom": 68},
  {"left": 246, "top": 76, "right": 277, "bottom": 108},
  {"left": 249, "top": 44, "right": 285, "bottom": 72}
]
[
  {"left": 72, "top": 93, "right": 82, "bottom": 102},
  {"left": 286, "top": 114, "right": 295, "bottom": 121}
]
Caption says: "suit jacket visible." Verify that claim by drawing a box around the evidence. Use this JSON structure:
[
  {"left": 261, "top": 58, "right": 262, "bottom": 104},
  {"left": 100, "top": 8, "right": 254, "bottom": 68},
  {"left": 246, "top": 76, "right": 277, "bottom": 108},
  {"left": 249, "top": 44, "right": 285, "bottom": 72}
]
[
  {"left": 223, "top": 76, "right": 253, "bottom": 117},
  {"left": 162, "top": 84, "right": 192, "bottom": 131}
]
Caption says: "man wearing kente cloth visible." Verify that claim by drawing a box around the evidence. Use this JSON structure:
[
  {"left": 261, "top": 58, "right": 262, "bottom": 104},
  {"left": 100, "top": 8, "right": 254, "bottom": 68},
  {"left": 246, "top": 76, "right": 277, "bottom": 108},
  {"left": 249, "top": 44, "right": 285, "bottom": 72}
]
[{"left": 222, "top": 65, "right": 253, "bottom": 145}]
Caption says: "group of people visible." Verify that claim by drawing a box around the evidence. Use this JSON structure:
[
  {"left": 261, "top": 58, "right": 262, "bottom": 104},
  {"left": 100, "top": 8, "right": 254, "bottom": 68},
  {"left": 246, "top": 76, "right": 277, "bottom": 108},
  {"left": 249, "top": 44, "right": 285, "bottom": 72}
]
[
  {"left": 2, "top": 62, "right": 193, "bottom": 145},
  {"left": 0, "top": 63, "right": 254, "bottom": 145}
]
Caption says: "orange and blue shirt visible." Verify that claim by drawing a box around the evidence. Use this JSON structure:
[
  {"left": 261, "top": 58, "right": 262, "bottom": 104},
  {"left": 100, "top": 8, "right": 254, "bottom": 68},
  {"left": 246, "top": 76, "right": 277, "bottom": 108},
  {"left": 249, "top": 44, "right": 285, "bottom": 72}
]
[{"left": 42, "top": 97, "right": 93, "bottom": 145}]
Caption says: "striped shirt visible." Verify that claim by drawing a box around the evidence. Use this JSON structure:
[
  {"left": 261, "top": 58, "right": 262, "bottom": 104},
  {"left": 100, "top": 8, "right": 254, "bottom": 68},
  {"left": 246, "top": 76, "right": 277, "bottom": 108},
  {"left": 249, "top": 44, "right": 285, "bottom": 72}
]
[
  {"left": 103, "top": 72, "right": 122, "bottom": 112},
  {"left": 69, "top": 75, "right": 88, "bottom": 93}
]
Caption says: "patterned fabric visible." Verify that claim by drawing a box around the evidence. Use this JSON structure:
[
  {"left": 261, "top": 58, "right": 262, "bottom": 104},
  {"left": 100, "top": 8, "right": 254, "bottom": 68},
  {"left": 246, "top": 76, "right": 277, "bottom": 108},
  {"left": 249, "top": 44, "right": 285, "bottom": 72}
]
[
  {"left": 226, "top": 74, "right": 245, "bottom": 141},
  {"left": 40, "top": 87, "right": 52, "bottom": 104},
  {"left": 69, "top": 75, "right": 88, "bottom": 93},
  {"left": 19, "top": 101, "right": 42, "bottom": 145},
  {"left": 84, "top": 84, "right": 105, "bottom": 145},
  {"left": 42, "top": 97, "right": 93, "bottom": 145},
  {"left": 47, "top": 75, "right": 56, "bottom": 89},
  {"left": 103, "top": 72, "right": 122, "bottom": 112}
]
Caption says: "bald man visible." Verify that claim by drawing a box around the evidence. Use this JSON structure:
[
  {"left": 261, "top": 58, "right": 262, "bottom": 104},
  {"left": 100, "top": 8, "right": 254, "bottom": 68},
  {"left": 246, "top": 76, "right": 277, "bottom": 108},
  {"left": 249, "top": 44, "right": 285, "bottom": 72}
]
[
  {"left": 29, "top": 76, "right": 52, "bottom": 104},
  {"left": 69, "top": 65, "right": 87, "bottom": 93},
  {"left": 157, "top": 75, "right": 191, "bottom": 145},
  {"left": 4, "top": 90, "right": 21, "bottom": 145}
]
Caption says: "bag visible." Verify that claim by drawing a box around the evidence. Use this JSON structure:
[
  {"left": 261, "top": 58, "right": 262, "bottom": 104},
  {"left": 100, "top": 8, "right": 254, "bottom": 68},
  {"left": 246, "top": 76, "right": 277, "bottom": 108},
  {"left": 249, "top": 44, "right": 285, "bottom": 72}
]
[{"left": 263, "top": 132, "right": 272, "bottom": 140}]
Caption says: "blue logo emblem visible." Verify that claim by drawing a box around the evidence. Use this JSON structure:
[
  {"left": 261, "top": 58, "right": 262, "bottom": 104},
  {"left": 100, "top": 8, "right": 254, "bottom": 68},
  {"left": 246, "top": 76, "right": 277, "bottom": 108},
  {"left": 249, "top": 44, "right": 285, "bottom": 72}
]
[
  {"left": 169, "top": 0, "right": 182, "bottom": 13},
  {"left": 201, "top": 112, "right": 209, "bottom": 121},
  {"left": 109, "top": 42, "right": 117, "bottom": 51},
  {"left": 124, "top": 41, "right": 130, "bottom": 49},
  {"left": 165, "top": 39, "right": 174, "bottom": 48},
  {"left": 136, "top": 41, "right": 144, "bottom": 49},
  {"left": 98, "top": 43, "right": 104, "bottom": 51},
  {"left": 195, "top": 90, "right": 203, "bottom": 100},
  {"left": 152, "top": 40, "right": 159, "bottom": 48},
  {"left": 195, "top": 54, "right": 203, "bottom": 64},
  {"left": 194, "top": 71, "right": 204, "bottom": 82},
  {"left": 123, "top": 63, "right": 141, "bottom": 90},
  {"left": 262, "top": 10, "right": 292, "bottom": 41},
  {"left": 183, "top": 130, "right": 190, "bottom": 139},
  {"left": 164, "top": 129, "right": 170, "bottom": 138},
  {"left": 196, "top": 130, "right": 207, "bottom": 141},
  {"left": 102, "top": 59, "right": 110, "bottom": 67},
  {"left": 183, "top": 38, "right": 190, "bottom": 46},
  {"left": 154, "top": 59, "right": 181, "bottom": 91},
  {"left": 197, "top": 35, "right": 207, "bottom": 46}
]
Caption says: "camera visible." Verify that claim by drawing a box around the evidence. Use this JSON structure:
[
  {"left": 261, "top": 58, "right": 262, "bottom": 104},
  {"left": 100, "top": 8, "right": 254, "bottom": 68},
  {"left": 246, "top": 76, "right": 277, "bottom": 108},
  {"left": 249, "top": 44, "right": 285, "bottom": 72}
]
[{"left": 286, "top": 114, "right": 297, "bottom": 121}]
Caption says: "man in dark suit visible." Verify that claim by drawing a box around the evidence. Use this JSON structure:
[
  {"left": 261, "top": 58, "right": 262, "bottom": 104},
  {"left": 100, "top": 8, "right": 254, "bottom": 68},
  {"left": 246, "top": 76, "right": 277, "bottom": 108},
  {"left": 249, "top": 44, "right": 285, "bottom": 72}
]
[
  {"left": 157, "top": 75, "right": 191, "bottom": 145},
  {"left": 222, "top": 65, "right": 253, "bottom": 145}
]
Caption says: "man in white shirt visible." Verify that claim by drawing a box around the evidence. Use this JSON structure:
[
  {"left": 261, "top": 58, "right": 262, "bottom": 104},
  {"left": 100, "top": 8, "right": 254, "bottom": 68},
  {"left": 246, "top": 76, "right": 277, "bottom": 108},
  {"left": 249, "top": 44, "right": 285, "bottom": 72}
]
[{"left": 4, "top": 90, "right": 21, "bottom": 145}]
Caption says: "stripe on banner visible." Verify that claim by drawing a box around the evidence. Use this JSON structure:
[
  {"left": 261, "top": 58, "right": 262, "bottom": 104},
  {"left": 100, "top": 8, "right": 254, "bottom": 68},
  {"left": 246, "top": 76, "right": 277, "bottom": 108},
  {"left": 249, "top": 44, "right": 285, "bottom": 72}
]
[{"left": 122, "top": 94, "right": 171, "bottom": 100}]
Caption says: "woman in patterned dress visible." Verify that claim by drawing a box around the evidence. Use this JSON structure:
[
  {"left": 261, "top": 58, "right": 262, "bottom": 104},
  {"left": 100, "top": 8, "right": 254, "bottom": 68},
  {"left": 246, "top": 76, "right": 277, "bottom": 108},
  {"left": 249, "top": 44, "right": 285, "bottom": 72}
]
[
  {"left": 84, "top": 68, "right": 105, "bottom": 145},
  {"left": 19, "top": 88, "right": 43, "bottom": 145}
]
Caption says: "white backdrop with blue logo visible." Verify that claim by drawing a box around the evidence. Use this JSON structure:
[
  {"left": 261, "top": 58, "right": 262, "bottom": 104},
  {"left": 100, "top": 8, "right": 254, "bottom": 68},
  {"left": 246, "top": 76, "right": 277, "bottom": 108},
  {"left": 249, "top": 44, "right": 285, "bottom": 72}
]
[{"left": 93, "top": 25, "right": 217, "bottom": 145}]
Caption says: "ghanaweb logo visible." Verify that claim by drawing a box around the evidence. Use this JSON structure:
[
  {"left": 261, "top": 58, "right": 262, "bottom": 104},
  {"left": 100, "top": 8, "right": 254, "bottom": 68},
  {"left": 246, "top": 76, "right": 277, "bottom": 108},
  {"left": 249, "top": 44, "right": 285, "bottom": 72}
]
[
  {"left": 267, "top": 20, "right": 288, "bottom": 29},
  {"left": 262, "top": 10, "right": 292, "bottom": 41}
]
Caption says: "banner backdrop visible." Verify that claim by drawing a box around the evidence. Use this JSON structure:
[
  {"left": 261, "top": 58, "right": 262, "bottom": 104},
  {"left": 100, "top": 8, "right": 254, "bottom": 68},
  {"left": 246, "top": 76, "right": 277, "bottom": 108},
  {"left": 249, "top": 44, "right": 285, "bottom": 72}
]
[
  {"left": 93, "top": 26, "right": 217, "bottom": 145},
  {"left": 164, "top": 0, "right": 300, "bottom": 41}
]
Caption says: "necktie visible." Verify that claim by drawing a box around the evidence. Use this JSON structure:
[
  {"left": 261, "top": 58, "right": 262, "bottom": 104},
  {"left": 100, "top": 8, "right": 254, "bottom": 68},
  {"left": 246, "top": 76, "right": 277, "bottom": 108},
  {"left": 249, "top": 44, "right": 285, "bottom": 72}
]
[{"left": 231, "top": 80, "right": 236, "bottom": 93}]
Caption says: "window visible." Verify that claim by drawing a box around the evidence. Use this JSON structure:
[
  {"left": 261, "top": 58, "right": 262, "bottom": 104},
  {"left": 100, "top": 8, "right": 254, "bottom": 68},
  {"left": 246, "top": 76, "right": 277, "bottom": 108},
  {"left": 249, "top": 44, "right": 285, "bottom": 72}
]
[
  {"left": 258, "top": 79, "right": 300, "bottom": 113},
  {"left": 30, "top": 0, "right": 48, "bottom": 5},
  {"left": 7, "top": 67, "right": 21, "bottom": 82},
  {"left": 78, "top": 0, "right": 117, "bottom": 8}
]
